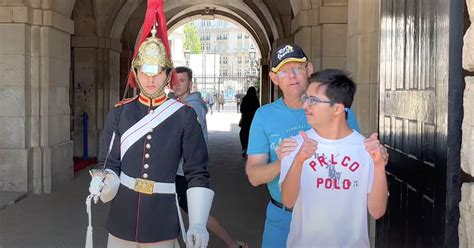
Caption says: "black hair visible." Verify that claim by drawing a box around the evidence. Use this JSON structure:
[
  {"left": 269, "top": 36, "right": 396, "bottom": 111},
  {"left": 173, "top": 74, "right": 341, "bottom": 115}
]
[
  {"left": 175, "top": 66, "right": 193, "bottom": 81},
  {"left": 308, "top": 69, "right": 356, "bottom": 108},
  {"left": 246, "top": 86, "right": 257, "bottom": 97}
]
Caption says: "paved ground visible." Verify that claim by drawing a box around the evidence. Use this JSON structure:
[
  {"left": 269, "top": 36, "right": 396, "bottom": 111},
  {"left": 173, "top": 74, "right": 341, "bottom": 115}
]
[{"left": 0, "top": 110, "right": 269, "bottom": 248}]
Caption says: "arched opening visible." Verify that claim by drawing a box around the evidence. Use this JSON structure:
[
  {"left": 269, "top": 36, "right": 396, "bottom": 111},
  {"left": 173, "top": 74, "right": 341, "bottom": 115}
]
[
  {"left": 113, "top": 1, "right": 280, "bottom": 105},
  {"left": 168, "top": 18, "right": 262, "bottom": 111}
]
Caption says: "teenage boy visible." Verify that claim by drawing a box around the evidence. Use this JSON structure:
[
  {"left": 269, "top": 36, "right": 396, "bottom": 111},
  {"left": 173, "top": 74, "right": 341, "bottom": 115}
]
[{"left": 280, "top": 69, "right": 388, "bottom": 248}]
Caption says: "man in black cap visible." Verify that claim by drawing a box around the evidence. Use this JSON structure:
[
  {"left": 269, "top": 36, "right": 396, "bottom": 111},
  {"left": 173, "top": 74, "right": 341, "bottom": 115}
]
[{"left": 245, "top": 44, "right": 361, "bottom": 247}]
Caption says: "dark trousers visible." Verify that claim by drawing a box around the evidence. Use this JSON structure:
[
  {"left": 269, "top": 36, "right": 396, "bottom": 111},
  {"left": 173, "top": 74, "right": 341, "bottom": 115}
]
[{"left": 239, "top": 126, "right": 250, "bottom": 152}]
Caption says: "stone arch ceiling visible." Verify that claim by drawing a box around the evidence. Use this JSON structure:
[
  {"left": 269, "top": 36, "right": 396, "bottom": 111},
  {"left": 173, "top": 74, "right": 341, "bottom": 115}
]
[
  {"left": 166, "top": 6, "right": 272, "bottom": 57},
  {"left": 105, "top": 0, "right": 293, "bottom": 54}
]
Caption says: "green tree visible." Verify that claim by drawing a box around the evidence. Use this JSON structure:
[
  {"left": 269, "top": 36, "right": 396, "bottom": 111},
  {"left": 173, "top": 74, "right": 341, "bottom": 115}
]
[{"left": 183, "top": 23, "right": 201, "bottom": 53}]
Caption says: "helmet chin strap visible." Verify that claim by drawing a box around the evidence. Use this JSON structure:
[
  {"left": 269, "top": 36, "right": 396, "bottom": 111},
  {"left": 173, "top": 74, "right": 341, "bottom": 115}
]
[{"left": 136, "top": 70, "right": 172, "bottom": 99}]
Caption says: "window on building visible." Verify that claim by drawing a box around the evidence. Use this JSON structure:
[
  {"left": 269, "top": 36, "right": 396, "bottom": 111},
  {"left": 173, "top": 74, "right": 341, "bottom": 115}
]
[{"left": 237, "top": 57, "right": 242, "bottom": 64}]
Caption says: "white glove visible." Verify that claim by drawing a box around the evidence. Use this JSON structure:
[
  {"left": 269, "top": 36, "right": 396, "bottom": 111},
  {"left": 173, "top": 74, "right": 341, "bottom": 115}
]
[
  {"left": 186, "top": 187, "right": 214, "bottom": 248},
  {"left": 100, "top": 172, "right": 120, "bottom": 203},
  {"left": 89, "top": 172, "right": 105, "bottom": 203},
  {"left": 186, "top": 224, "right": 208, "bottom": 248}
]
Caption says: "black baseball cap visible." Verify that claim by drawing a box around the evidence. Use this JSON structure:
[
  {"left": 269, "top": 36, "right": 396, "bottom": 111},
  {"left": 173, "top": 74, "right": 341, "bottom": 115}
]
[{"left": 270, "top": 44, "right": 307, "bottom": 72}]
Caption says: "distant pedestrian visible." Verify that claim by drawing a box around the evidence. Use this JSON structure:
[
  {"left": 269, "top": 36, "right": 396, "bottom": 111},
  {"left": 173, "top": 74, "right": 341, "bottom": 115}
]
[
  {"left": 235, "top": 92, "right": 245, "bottom": 113},
  {"left": 207, "top": 93, "right": 215, "bottom": 114},
  {"left": 217, "top": 92, "right": 225, "bottom": 112},
  {"left": 239, "top": 87, "right": 260, "bottom": 157}
]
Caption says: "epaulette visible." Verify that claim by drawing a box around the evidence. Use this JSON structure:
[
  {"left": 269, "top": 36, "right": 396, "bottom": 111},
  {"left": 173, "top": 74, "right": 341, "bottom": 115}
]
[{"left": 114, "top": 95, "right": 138, "bottom": 107}]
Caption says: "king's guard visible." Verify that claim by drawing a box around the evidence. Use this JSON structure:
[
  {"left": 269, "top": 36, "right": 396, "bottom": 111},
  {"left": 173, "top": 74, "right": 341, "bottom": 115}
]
[{"left": 87, "top": 0, "right": 214, "bottom": 247}]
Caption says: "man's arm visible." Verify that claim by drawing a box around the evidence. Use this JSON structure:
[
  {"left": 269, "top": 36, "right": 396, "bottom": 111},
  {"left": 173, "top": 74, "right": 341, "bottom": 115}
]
[
  {"left": 367, "top": 166, "right": 388, "bottom": 219},
  {"left": 281, "top": 131, "right": 317, "bottom": 208},
  {"left": 280, "top": 157, "right": 304, "bottom": 208},
  {"left": 100, "top": 108, "right": 121, "bottom": 176},
  {"left": 245, "top": 154, "right": 281, "bottom": 187},
  {"left": 366, "top": 133, "right": 389, "bottom": 219}
]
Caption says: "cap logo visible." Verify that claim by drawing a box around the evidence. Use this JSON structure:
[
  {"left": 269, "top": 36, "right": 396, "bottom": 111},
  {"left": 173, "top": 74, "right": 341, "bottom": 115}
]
[{"left": 277, "top": 45, "right": 294, "bottom": 60}]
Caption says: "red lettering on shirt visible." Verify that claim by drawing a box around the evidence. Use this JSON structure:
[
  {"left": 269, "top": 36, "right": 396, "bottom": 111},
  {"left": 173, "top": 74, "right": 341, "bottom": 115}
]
[
  {"left": 317, "top": 155, "right": 327, "bottom": 166},
  {"left": 324, "top": 178, "right": 332, "bottom": 189},
  {"left": 343, "top": 179, "right": 351, "bottom": 189},
  {"left": 316, "top": 178, "right": 324, "bottom": 188},
  {"left": 315, "top": 178, "right": 352, "bottom": 190},
  {"left": 341, "top": 156, "right": 350, "bottom": 167},
  {"left": 309, "top": 161, "right": 317, "bottom": 171},
  {"left": 349, "top": 162, "right": 360, "bottom": 172},
  {"left": 330, "top": 154, "right": 337, "bottom": 165}
]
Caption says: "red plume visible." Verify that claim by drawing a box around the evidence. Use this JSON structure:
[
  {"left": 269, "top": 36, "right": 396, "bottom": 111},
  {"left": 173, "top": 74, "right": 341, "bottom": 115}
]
[{"left": 128, "top": 0, "right": 172, "bottom": 88}]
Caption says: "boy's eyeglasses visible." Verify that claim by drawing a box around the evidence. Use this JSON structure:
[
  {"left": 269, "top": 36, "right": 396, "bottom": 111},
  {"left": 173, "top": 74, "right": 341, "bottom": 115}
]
[
  {"left": 301, "top": 94, "right": 336, "bottom": 106},
  {"left": 301, "top": 94, "right": 350, "bottom": 112},
  {"left": 275, "top": 65, "right": 306, "bottom": 79}
]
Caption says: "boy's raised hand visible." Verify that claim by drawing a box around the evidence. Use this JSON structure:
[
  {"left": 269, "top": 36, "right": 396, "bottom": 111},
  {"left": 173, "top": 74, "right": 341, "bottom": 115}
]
[
  {"left": 295, "top": 131, "right": 318, "bottom": 162},
  {"left": 364, "top": 133, "right": 389, "bottom": 167}
]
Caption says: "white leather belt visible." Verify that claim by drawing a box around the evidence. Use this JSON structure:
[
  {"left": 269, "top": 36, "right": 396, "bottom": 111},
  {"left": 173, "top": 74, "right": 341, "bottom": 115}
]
[{"left": 120, "top": 173, "right": 176, "bottom": 194}]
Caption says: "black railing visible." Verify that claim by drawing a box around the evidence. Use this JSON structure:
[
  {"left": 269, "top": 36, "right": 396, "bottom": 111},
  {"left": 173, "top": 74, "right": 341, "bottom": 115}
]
[{"left": 194, "top": 74, "right": 255, "bottom": 102}]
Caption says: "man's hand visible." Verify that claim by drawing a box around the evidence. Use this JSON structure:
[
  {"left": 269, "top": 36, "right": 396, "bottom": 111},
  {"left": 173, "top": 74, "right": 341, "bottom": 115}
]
[
  {"left": 295, "top": 131, "right": 318, "bottom": 162},
  {"left": 364, "top": 133, "right": 389, "bottom": 167},
  {"left": 186, "top": 224, "right": 208, "bottom": 248},
  {"left": 277, "top": 137, "right": 297, "bottom": 160}
]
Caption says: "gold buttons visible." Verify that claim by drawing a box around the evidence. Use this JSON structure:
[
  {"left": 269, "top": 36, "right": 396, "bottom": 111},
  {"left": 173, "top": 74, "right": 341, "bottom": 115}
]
[
  {"left": 143, "top": 173, "right": 149, "bottom": 179},
  {"left": 147, "top": 134, "right": 152, "bottom": 140},
  {"left": 149, "top": 109, "right": 154, "bottom": 114},
  {"left": 145, "top": 154, "right": 150, "bottom": 159},
  {"left": 146, "top": 144, "right": 151, "bottom": 149},
  {"left": 144, "top": 163, "right": 149, "bottom": 169}
]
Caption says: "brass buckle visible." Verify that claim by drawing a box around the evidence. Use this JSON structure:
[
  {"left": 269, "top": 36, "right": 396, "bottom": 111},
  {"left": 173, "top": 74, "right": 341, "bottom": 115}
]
[{"left": 134, "top": 178, "right": 154, "bottom": 195}]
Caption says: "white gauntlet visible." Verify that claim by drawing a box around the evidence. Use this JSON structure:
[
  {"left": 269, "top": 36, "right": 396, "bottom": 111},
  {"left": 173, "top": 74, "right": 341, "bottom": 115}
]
[
  {"left": 100, "top": 171, "right": 120, "bottom": 203},
  {"left": 186, "top": 187, "right": 214, "bottom": 248},
  {"left": 88, "top": 169, "right": 119, "bottom": 203}
]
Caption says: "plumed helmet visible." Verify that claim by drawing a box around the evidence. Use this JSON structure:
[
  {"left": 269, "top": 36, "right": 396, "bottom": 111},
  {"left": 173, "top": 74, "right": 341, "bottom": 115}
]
[
  {"left": 131, "top": 29, "right": 172, "bottom": 77},
  {"left": 128, "top": 0, "right": 174, "bottom": 88}
]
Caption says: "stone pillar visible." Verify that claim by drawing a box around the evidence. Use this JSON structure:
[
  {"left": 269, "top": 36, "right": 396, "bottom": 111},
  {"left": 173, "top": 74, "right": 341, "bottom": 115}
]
[
  {"left": 291, "top": 0, "right": 325, "bottom": 71},
  {"left": 0, "top": 3, "right": 74, "bottom": 193},
  {"left": 460, "top": 0, "right": 474, "bottom": 247},
  {"left": 71, "top": 36, "right": 122, "bottom": 158},
  {"left": 460, "top": 183, "right": 474, "bottom": 248},
  {"left": 346, "top": 0, "right": 379, "bottom": 136}
]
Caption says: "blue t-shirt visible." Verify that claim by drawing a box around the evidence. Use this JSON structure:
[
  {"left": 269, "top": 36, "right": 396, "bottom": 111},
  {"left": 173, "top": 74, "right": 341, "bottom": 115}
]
[{"left": 247, "top": 97, "right": 360, "bottom": 203}]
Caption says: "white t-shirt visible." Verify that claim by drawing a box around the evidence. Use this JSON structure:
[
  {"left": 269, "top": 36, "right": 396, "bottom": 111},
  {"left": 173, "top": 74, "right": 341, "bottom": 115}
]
[{"left": 279, "top": 129, "right": 374, "bottom": 248}]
